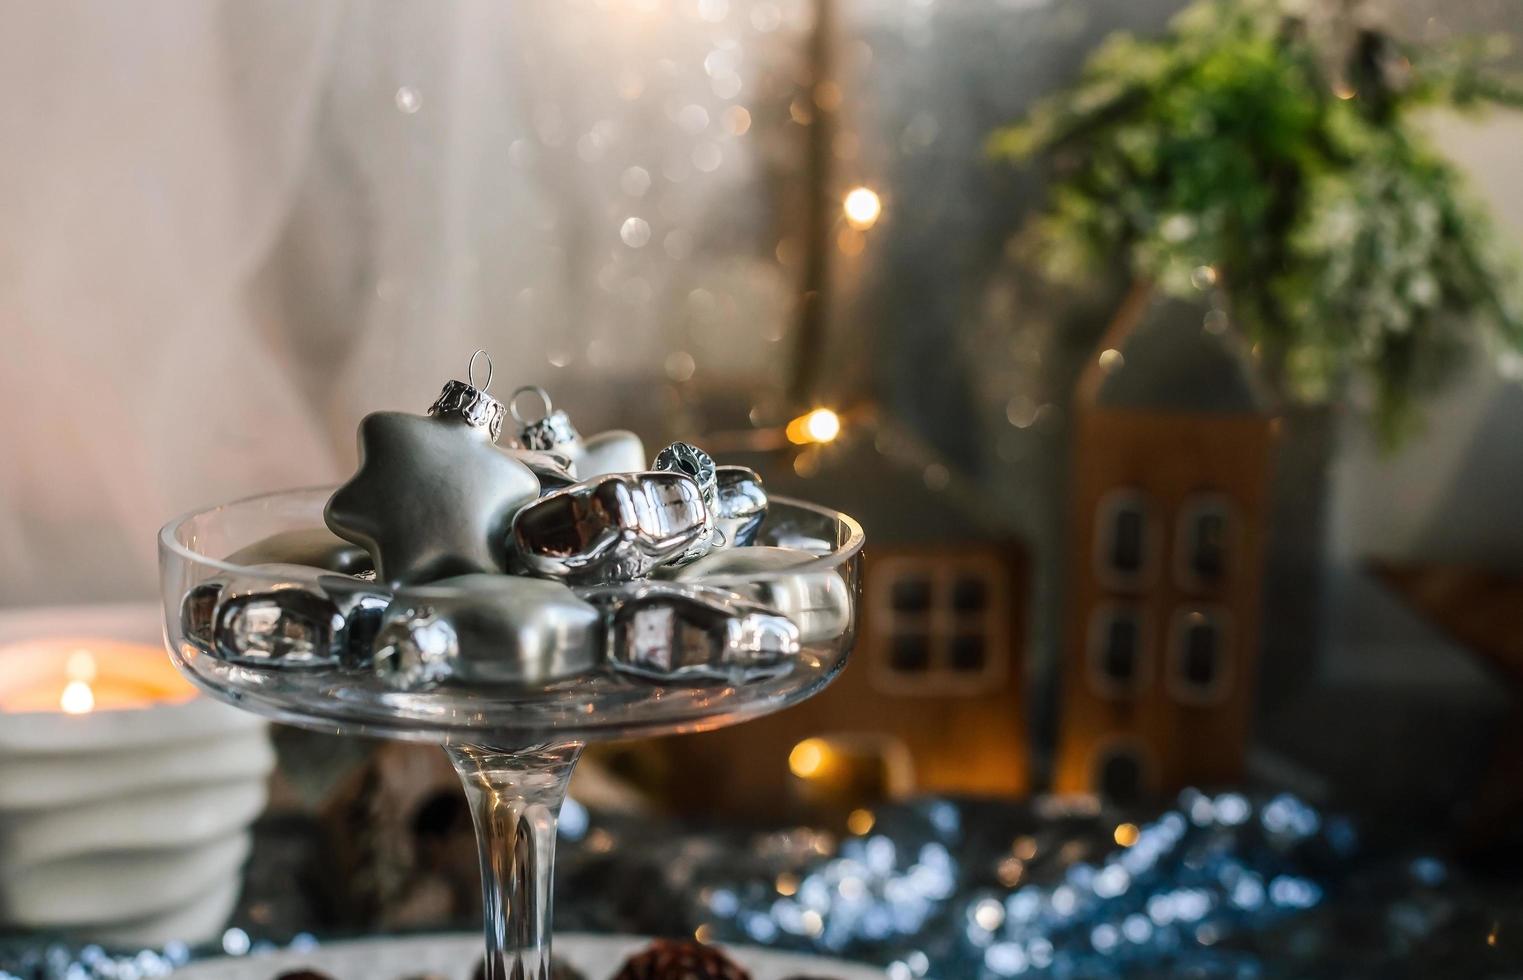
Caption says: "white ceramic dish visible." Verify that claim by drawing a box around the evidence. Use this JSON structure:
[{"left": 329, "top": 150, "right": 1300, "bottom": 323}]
[{"left": 173, "top": 933, "right": 887, "bottom": 979}]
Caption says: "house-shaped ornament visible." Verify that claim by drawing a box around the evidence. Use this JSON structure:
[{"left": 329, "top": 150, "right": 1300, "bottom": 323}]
[
  {"left": 1053, "top": 287, "right": 1276, "bottom": 803},
  {"left": 651, "top": 432, "right": 1032, "bottom": 818}
]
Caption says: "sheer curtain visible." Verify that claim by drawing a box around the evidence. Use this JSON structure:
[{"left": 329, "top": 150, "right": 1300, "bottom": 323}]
[{"left": 0, "top": 1, "right": 804, "bottom": 604}]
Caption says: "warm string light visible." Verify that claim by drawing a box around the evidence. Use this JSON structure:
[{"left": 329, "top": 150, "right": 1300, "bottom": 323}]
[
  {"left": 847, "top": 807, "right": 876, "bottom": 835},
  {"left": 789, "top": 737, "right": 829, "bottom": 778},
  {"left": 842, "top": 186, "right": 882, "bottom": 230},
  {"left": 786, "top": 408, "right": 841, "bottom": 445}
]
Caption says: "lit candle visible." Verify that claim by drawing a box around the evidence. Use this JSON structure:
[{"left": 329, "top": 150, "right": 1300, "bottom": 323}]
[
  {"left": 0, "top": 637, "right": 196, "bottom": 715},
  {"left": 0, "top": 605, "right": 274, "bottom": 946}
]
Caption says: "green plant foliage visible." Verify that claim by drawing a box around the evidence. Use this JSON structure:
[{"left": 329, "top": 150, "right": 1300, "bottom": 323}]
[{"left": 991, "top": 0, "right": 1523, "bottom": 443}]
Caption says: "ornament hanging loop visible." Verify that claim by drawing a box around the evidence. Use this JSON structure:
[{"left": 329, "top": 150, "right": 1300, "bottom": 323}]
[
  {"left": 509, "top": 385, "right": 554, "bottom": 426},
  {"left": 468, "top": 349, "right": 494, "bottom": 392}
]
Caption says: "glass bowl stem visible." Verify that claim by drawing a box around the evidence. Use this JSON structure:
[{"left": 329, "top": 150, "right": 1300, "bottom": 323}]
[{"left": 448, "top": 741, "right": 583, "bottom": 980}]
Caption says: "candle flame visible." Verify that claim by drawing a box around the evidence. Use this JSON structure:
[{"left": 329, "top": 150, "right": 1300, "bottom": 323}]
[
  {"left": 59, "top": 650, "right": 98, "bottom": 714},
  {"left": 60, "top": 679, "right": 95, "bottom": 715}
]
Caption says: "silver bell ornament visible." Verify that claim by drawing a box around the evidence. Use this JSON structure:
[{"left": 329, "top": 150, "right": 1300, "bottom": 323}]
[
  {"left": 509, "top": 385, "right": 584, "bottom": 461},
  {"left": 580, "top": 581, "right": 799, "bottom": 684},
  {"left": 665, "top": 546, "right": 852, "bottom": 643},
  {"left": 712, "top": 465, "right": 767, "bottom": 549},
  {"left": 370, "top": 574, "right": 602, "bottom": 691},
  {"left": 225, "top": 527, "right": 374, "bottom": 577},
  {"left": 507, "top": 385, "right": 646, "bottom": 478},
  {"left": 512, "top": 471, "right": 713, "bottom": 583},
  {"left": 652, "top": 441, "right": 719, "bottom": 562},
  {"left": 207, "top": 564, "right": 392, "bottom": 669},
  {"left": 325, "top": 351, "right": 540, "bottom": 587}
]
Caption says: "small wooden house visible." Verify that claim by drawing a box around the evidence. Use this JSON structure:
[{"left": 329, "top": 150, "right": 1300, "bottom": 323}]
[
  {"left": 1053, "top": 288, "right": 1276, "bottom": 803},
  {"left": 650, "top": 436, "right": 1032, "bottom": 818}
]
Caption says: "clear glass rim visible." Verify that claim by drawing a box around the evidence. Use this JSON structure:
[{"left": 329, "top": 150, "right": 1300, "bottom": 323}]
[{"left": 159, "top": 484, "right": 865, "bottom": 585}]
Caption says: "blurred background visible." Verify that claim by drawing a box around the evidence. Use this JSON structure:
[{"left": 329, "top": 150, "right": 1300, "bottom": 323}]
[{"left": 5, "top": 0, "right": 1523, "bottom": 976}]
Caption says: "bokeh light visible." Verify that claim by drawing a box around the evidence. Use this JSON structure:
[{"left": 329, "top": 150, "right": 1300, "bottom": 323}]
[{"left": 843, "top": 187, "right": 882, "bottom": 230}]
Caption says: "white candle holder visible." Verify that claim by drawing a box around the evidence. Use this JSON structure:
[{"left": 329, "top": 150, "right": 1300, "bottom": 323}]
[{"left": 0, "top": 604, "right": 274, "bottom": 946}]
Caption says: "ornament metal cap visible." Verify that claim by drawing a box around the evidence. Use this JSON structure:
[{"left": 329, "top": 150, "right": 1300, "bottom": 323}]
[
  {"left": 510, "top": 384, "right": 582, "bottom": 453},
  {"left": 428, "top": 350, "right": 507, "bottom": 442}
]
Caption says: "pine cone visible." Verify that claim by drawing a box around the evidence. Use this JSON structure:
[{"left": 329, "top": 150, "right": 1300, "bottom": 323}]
[{"left": 610, "top": 940, "right": 751, "bottom": 980}]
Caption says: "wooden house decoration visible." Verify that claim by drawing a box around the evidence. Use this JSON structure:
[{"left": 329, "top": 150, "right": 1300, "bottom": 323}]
[
  {"left": 651, "top": 436, "right": 1032, "bottom": 818},
  {"left": 1053, "top": 287, "right": 1276, "bottom": 803}
]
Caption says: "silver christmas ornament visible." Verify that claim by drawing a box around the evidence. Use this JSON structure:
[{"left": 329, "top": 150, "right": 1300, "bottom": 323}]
[
  {"left": 325, "top": 352, "right": 540, "bottom": 587},
  {"left": 208, "top": 564, "right": 392, "bottom": 669},
  {"left": 580, "top": 581, "right": 799, "bottom": 684},
  {"left": 180, "top": 582, "right": 222, "bottom": 652},
  {"left": 509, "top": 385, "right": 584, "bottom": 460},
  {"left": 652, "top": 441, "right": 719, "bottom": 562},
  {"left": 334, "top": 579, "right": 395, "bottom": 666},
  {"left": 712, "top": 465, "right": 768, "bottom": 549},
  {"left": 504, "top": 446, "right": 579, "bottom": 494},
  {"left": 371, "top": 574, "right": 602, "bottom": 690},
  {"left": 653, "top": 441, "right": 717, "bottom": 502},
  {"left": 218, "top": 580, "right": 341, "bottom": 668},
  {"left": 578, "top": 430, "right": 646, "bottom": 478},
  {"left": 512, "top": 471, "right": 713, "bottom": 583},
  {"left": 507, "top": 383, "right": 646, "bottom": 477},
  {"left": 371, "top": 606, "right": 457, "bottom": 691},
  {"left": 224, "top": 527, "right": 374, "bottom": 576},
  {"left": 667, "top": 546, "right": 852, "bottom": 644}
]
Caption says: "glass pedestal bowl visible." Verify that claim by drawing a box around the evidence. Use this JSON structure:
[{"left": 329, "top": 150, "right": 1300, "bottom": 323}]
[{"left": 159, "top": 487, "right": 863, "bottom": 980}]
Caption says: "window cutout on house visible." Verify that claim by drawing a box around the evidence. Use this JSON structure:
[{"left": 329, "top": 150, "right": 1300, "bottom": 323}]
[
  {"left": 1094, "top": 742, "right": 1151, "bottom": 806},
  {"left": 867, "top": 553, "right": 1012, "bottom": 695},
  {"left": 1167, "top": 606, "right": 1233, "bottom": 705},
  {"left": 951, "top": 576, "right": 989, "bottom": 614},
  {"left": 890, "top": 633, "right": 932, "bottom": 673},
  {"left": 1087, "top": 604, "right": 1149, "bottom": 699},
  {"left": 1095, "top": 490, "right": 1155, "bottom": 589},
  {"left": 891, "top": 576, "right": 933, "bottom": 613},
  {"left": 1112, "top": 510, "right": 1145, "bottom": 572},
  {"left": 1176, "top": 495, "right": 1235, "bottom": 591},
  {"left": 950, "top": 633, "right": 986, "bottom": 673}
]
